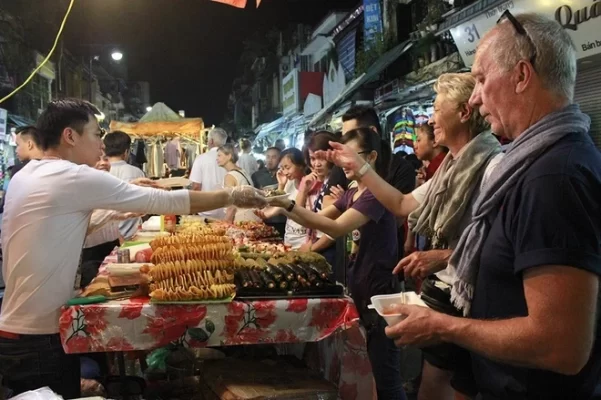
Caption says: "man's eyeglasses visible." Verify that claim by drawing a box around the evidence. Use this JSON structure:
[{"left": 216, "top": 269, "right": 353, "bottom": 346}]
[{"left": 497, "top": 10, "right": 537, "bottom": 70}]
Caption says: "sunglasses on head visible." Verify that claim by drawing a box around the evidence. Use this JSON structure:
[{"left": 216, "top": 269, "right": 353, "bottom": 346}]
[{"left": 496, "top": 10, "right": 537, "bottom": 70}]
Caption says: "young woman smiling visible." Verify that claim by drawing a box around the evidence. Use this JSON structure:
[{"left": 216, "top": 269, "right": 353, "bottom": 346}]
[
  {"left": 269, "top": 128, "right": 406, "bottom": 400},
  {"left": 256, "top": 148, "right": 308, "bottom": 250}
]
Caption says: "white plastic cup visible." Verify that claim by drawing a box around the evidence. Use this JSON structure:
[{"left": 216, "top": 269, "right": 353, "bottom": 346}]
[{"left": 369, "top": 291, "right": 427, "bottom": 326}]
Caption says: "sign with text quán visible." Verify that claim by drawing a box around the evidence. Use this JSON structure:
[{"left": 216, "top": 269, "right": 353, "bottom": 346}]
[{"left": 450, "top": 0, "right": 601, "bottom": 67}]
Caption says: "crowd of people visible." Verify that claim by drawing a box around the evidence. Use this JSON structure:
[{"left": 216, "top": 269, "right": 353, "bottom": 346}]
[{"left": 0, "top": 11, "right": 600, "bottom": 400}]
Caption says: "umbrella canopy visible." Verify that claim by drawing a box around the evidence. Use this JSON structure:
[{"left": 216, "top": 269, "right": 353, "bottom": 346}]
[{"left": 110, "top": 102, "right": 204, "bottom": 138}]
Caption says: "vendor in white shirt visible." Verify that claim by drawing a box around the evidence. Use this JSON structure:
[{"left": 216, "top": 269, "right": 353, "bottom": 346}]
[
  {"left": 189, "top": 127, "right": 228, "bottom": 220},
  {"left": 0, "top": 99, "right": 266, "bottom": 398}
]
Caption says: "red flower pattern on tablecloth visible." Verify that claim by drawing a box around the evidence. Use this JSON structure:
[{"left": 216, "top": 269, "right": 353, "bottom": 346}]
[
  {"left": 82, "top": 307, "right": 107, "bottom": 335},
  {"left": 106, "top": 337, "right": 135, "bottom": 352},
  {"left": 274, "top": 329, "right": 300, "bottom": 343},
  {"left": 143, "top": 305, "right": 207, "bottom": 346},
  {"left": 285, "top": 298, "right": 308, "bottom": 313},
  {"left": 65, "top": 335, "right": 90, "bottom": 353},
  {"left": 59, "top": 306, "right": 76, "bottom": 333},
  {"left": 118, "top": 297, "right": 147, "bottom": 320},
  {"left": 223, "top": 301, "right": 278, "bottom": 344},
  {"left": 309, "top": 299, "right": 349, "bottom": 337},
  {"left": 339, "top": 382, "right": 359, "bottom": 400},
  {"left": 252, "top": 301, "right": 277, "bottom": 328},
  {"left": 223, "top": 301, "right": 247, "bottom": 337}
]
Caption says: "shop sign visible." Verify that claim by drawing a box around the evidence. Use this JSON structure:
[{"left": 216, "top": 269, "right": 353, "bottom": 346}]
[
  {"left": 450, "top": 0, "right": 601, "bottom": 67},
  {"left": 323, "top": 61, "right": 347, "bottom": 107},
  {"left": 34, "top": 52, "right": 56, "bottom": 81},
  {"left": 363, "top": 0, "right": 383, "bottom": 49},
  {"left": 282, "top": 69, "right": 299, "bottom": 117},
  {"left": 0, "top": 108, "right": 6, "bottom": 139}
]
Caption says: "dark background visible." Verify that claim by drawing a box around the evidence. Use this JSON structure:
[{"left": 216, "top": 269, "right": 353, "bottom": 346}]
[{"left": 1, "top": 0, "right": 358, "bottom": 124}]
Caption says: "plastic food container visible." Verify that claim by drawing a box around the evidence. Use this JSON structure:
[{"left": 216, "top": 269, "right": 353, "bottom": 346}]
[{"left": 369, "top": 291, "right": 427, "bottom": 326}]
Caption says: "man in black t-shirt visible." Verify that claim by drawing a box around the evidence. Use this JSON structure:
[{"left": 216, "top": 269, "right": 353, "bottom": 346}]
[
  {"left": 339, "top": 106, "right": 416, "bottom": 258},
  {"left": 340, "top": 106, "right": 415, "bottom": 196},
  {"left": 252, "top": 147, "right": 286, "bottom": 238},
  {"left": 385, "top": 13, "right": 601, "bottom": 399}
]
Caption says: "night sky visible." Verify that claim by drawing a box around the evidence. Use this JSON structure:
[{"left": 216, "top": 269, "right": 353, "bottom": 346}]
[{"left": 55, "top": 0, "right": 358, "bottom": 125}]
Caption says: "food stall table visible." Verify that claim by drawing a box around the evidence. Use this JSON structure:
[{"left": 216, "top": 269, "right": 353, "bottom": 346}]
[{"left": 60, "top": 297, "right": 375, "bottom": 400}]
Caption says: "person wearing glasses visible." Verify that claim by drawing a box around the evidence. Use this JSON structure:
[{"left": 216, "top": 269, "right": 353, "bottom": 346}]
[
  {"left": 385, "top": 12, "right": 601, "bottom": 399},
  {"left": 268, "top": 128, "right": 406, "bottom": 400},
  {"left": 322, "top": 73, "right": 502, "bottom": 400}
]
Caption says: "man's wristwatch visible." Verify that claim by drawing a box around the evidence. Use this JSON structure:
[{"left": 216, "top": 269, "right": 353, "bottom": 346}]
[
  {"left": 356, "top": 162, "right": 371, "bottom": 178},
  {"left": 286, "top": 200, "right": 296, "bottom": 212}
]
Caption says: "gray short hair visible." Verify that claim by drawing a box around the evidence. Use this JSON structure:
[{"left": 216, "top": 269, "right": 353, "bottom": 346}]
[
  {"left": 493, "top": 13, "right": 577, "bottom": 101},
  {"left": 208, "top": 127, "right": 228, "bottom": 146}
]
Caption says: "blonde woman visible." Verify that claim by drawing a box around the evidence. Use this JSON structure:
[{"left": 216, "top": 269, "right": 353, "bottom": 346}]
[
  {"left": 322, "top": 72, "right": 503, "bottom": 400},
  {"left": 217, "top": 144, "right": 261, "bottom": 223}
]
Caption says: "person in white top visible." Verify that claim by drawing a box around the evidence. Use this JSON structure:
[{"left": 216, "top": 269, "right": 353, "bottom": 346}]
[
  {"left": 0, "top": 99, "right": 266, "bottom": 398},
  {"left": 236, "top": 138, "right": 258, "bottom": 177},
  {"left": 217, "top": 144, "right": 260, "bottom": 223},
  {"left": 319, "top": 73, "right": 503, "bottom": 400},
  {"left": 189, "top": 127, "right": 228, "bottom": 220},
  {"left": 257, "top": 148, "right": 308, "bottom": 250},
  {"left": 104, "top": 131, "right": 146, "bottom": 239}
]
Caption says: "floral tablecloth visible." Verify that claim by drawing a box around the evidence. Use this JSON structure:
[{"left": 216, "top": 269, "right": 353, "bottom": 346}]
[{"left": 59, "top": 297, "right": 375, "bottom": 399}]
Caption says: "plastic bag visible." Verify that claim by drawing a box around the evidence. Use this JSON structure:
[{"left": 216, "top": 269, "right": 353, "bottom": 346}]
[{"left": 146, "top": 347, "right": 171, "bottom": 372}]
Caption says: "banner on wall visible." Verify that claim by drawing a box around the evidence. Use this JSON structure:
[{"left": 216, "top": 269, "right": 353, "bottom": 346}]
[
  {"left": 450, "top": 0, "right": 601, "bottom": 66},
  {"left": 363, "top": 0, "right": 383, "bottom": 49},
  {"left": 0, "top": 108, "right": 7, "bottom": 140}
]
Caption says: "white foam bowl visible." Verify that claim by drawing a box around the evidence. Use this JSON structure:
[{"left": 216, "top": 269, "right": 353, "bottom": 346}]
[{"left": 370, "top": 291, "right": 427, "bottom": 326}]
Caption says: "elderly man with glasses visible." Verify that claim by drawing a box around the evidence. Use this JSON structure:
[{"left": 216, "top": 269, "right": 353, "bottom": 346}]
[{"left": 385, "top": 12, "right": 601, "bottom": 399}]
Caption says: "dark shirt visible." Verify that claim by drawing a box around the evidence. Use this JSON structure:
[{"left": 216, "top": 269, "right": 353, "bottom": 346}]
[
  {"left": 388, "top": 154, "right": 416, "bottom": 194},
  {"left": 10, "top": 160, "right": 29, "bottom": 177},
  {"left": 334, "top": 188, "right": 398, "bottom": 311},
  {"left": 251, "top": 168, "right": 285, "bottom": 224},
  {"left": 323, "top": 166, "right": 349, "bottom": 196},
  {"left": 251, "top": 168, "right": 277, "bottom": 189},
  {"left": 472, "top": 132, "right": 601, "bottom": 399}
]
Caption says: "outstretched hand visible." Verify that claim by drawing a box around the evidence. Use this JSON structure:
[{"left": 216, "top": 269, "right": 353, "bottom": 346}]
[
  {"left": 131, "top": 178, "right": 164, "bottom": 189},
  {"left": 111, "top": 212, "right": 145, "bottom": 221},
  {"left": 254, "top": 206, "right": 283, "bottom": 220},
  {"left": 226, "top": 185, "right": 267, "bottom": 209},
  {"left": 313, "top": 141, "right": 365, "bottom": 172}
]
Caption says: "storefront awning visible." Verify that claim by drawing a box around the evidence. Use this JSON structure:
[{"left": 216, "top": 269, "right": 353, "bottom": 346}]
[
  {"left": 283, "top": 114, "right": 306, "bottom": 136},
  {"left": 310, "top": 39, "right": 413, "bottom": 127},
  {"left": 255, "top": 116, "right": 285, "bottom": 141},
  {"left": 437, "top": 0, "right": 506, "bottom": 33}
]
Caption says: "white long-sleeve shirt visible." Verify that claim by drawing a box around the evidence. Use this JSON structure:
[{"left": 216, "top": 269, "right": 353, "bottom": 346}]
[
  {"left": 109, "top": 160, "right": 146, "bottom": 239},
  {"left": 84, "top": 209, "right": 121, "bottom": 248},
  {"left": 0, "top": 159, "right": 190, "bottom": 334}
]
